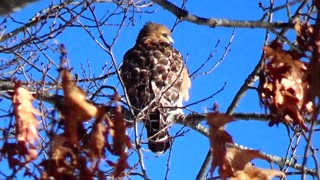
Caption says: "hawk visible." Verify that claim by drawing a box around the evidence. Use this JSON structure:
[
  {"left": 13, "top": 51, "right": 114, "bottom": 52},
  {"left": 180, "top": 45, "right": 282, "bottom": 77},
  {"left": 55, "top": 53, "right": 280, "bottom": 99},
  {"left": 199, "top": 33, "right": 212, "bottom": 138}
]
[
  {"left": 120, "top": 22, "right": 191, "bottom": 154},
  {"left": 0, "top": 0, "right": 38, "bottom": 15}
]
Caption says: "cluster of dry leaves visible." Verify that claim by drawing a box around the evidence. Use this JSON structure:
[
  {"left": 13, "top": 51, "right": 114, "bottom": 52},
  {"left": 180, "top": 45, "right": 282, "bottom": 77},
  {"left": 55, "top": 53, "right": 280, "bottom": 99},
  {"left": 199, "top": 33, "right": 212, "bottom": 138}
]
[
  {"left": 258, "top": 21, "right": 319, "bottom": 130},
  {"left": 8, "top": 70, "right": 131, "bottom": 179},
  {"left": 207, "top": 20, "right": 320, "bottom": 179},
  {"left": 207, "top": 113, "right": 285, "bottom": 179},
  {"left": 1, "top": 82, "right": 41, "bottom": 172}
]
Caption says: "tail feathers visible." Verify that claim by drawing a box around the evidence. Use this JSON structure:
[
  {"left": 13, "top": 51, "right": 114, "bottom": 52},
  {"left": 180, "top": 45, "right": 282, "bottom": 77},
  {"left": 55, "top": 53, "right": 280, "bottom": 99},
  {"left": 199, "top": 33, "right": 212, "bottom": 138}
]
[{"left": 145, "top": 112, "right": 171, "bottom": 154}]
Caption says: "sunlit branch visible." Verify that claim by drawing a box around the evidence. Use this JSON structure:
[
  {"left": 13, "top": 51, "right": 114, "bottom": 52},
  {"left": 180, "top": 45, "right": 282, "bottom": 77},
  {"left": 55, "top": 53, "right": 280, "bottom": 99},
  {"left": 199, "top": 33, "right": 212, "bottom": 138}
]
[{"left": 151, "top": 0, "right": 295, "bottom": 29}]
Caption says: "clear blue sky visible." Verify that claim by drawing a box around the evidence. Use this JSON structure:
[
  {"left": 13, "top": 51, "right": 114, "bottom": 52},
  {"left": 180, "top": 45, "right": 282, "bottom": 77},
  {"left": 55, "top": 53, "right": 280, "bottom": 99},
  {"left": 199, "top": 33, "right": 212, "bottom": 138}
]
[{"left": 1, "top": 1, "right": 318, "bottom": 179}]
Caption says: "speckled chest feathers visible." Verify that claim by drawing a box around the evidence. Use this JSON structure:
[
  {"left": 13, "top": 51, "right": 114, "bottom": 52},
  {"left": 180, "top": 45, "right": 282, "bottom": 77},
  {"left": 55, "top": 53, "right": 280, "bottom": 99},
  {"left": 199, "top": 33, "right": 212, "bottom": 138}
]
[
  {"left": 120, "top": 22, "right": 191, "bottom": 154},
  {"left": 121, "top": 40, "right": 186, "bottom": 113}
]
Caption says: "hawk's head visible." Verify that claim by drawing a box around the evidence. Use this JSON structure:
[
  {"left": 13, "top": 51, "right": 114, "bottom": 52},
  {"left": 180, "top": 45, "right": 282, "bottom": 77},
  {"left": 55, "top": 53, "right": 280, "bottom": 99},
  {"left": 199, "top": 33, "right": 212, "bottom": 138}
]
[{"left": 136, "top": 22, "right": 174, "bottom": 44}]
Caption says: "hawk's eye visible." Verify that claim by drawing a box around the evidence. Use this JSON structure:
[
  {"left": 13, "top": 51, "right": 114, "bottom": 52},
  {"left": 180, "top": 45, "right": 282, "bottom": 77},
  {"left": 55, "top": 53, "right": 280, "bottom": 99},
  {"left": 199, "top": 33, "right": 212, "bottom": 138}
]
[{"left": 162, "top": 33, "right": 168, "bottom": 38}]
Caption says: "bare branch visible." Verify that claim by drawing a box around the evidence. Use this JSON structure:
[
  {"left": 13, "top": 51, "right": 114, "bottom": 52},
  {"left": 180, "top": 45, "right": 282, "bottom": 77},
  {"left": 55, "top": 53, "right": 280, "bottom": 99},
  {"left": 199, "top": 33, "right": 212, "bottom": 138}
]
[{"left": 151, "top": 0, "right": 295, "bottom": 29}]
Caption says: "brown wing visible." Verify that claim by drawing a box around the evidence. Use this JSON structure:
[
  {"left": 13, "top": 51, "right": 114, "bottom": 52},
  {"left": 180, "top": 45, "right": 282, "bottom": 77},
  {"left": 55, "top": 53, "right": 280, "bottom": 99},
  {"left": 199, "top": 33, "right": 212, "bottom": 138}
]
[
  {"left": 121, "top": 40, "right": 189, "bottom": 112},
  {"left": 121, "top": 38, "right": 190, "bottom": 154}
]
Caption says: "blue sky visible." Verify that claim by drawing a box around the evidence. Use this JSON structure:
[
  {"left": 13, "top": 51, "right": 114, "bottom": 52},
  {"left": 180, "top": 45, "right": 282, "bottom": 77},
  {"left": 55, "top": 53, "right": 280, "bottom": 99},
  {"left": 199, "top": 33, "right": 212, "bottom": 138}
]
[{"left": 0, "top": 0, "right": 318, "bottom": 179}]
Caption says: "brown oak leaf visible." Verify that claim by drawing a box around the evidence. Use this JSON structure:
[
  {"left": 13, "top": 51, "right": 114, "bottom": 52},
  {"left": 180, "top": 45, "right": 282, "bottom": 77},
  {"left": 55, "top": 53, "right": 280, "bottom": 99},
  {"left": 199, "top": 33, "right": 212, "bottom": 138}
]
[
  {"left": 61, "top": 69, "right": 98, "bottom": 121},
  {"left": 259, "top": 41, "right": 312, "bottom": 130},
  {"left": 105, "top": 94, "right": 131, "bottom": 178},
  {"left": 207, "top": 112, "right": 285, "bottom": 180},
  {"left": 60, "top": 69, "right": 100, "bottom": 144},
  {"left": 12, "top": 82, "right": 41, "bottom": 160}
]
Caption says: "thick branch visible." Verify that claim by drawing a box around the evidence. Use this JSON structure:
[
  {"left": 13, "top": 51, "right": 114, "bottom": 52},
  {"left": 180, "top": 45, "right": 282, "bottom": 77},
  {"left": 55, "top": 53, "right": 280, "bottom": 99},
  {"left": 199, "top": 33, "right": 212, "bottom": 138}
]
[{"left": 151, "top": 0, "right": 294, "bottom": 29}]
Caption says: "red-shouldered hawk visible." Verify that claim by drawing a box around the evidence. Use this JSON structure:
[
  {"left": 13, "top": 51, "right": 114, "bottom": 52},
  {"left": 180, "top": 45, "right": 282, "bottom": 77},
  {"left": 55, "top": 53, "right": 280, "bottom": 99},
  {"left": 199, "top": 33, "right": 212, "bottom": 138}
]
[
  {"left": 0, "top": 0, "right": 38, "bottom": 15},
  {"left": 120, "top": 22, "right": 191, "bottom": 154}
]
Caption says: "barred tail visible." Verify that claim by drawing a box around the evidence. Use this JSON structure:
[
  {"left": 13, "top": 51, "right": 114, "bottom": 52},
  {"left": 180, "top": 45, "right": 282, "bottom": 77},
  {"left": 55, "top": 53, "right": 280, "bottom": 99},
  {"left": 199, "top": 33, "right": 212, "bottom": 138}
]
[{"left": 145, "top": 112, "right": 170, "bottom": 154}]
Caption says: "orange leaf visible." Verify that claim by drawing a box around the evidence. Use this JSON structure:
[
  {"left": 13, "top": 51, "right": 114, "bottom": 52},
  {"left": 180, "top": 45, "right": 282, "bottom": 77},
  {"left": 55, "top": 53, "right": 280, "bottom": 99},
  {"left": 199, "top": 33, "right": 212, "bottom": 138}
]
[
  {"left": 112, "top": 104, "right": 132, "bottom": 156},
  {"left": 207, "top": 112, "right": 285, "bottom": 179},
  {"left": 60, "top": 70, "right": 100, "bottom": 144},
  {"left": 61, "top": 69, "right": 98, "bottom": 121},
  {"left": 207, "top": 113, "right": 234, "bottom": 175},
  {"left": 88, "top": 119, "right": 106, "bottom": 159},
  {"left": 51, "top": 135, "right": 76, "bottom": 162},
  {"left": 12, "top": 82, "right": 41, "bottom": 160},
  {"left": 105, "top": 96, "right": 131, "bottom": 178},
  {"left": 259, "top": 42, "right": 312, "bottom": 130},
  {"left": 207, "top": 112, "right": 234, "bottom": 130},
  {"left": 12, "top": 84, "right": 41, "bottom": 143},
  {"left": 227, "top": 147, "right": 285, "bottom": 180},
  {"left": 99, "top": 93, "right": 132, "bottom": 178}
]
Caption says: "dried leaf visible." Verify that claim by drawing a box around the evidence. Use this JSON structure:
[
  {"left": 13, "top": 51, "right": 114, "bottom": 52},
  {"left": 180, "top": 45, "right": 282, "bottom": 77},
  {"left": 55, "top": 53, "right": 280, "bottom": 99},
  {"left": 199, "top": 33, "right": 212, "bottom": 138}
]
[
  {"left": 294, "top": 20, "right": 320, "bottom": 122},
  {"left": 259, "top": 42, "right": 312, "bottom": 130},
  {"left": 88, "top": 120, "right": 106, "bottom": 159},
  {"left": 111, "top": 104, "right": 132, "bottom": 155},
  {"left": 112, "top": 151, "right": 130, "bottom": 178},
  {"left": 61, "top": 69, "right": 100, "bottom": 144},
  {"left": 207, "top": 112, "right": 234, "bottom": 130},
  {"left": 61, "top": 69, "right": 98, "bottom": 121},
  {"left": 13, "top": 84, "right": 40, "bottom": 143},
  {"left": 2, "top": 143, "right": 19, "bottom": 168},
  {"left": 295, "top": 21, "right": 314, "bottom": 52},
  {"left": 106, "top": 97, "right": 131, "bottom": 178},
  {"left": 225, "top": 147, "right": 285, "bottom": 180},
  {"left": 51, "top": 135, "right": 75, "bottom": 162},
  {"left": 232, "top": 164, "right": 286, "bottom": 180},
  {"left": 12, "top": 82, "right": 41, "bottom": 160},
  {"left": 42, "top": 135, "right": 78, "bottom": 180},
  {"left": 207, "top": 112, "right": 285, "bottom": 180},
  {"left": 207, "top": 113, "right": 234, "bottom": 175},
  {"left": 40, "top": 159, "right": 74, "bottom": 180}
]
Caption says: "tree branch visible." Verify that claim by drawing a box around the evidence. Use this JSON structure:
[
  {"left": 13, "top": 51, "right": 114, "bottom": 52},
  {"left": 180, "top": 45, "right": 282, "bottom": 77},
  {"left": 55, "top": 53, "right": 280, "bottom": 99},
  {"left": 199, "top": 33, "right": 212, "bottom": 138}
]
[{"left": 151, "top": 0, "right": 295, "bottom": 29}]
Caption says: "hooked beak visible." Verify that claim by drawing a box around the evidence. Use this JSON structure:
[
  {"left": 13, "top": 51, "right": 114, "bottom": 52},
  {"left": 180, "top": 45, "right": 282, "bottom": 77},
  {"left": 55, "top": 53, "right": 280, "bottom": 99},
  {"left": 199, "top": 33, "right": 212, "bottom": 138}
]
[{"left": 167, "top": 35, "right": 174, "bottom": 43}]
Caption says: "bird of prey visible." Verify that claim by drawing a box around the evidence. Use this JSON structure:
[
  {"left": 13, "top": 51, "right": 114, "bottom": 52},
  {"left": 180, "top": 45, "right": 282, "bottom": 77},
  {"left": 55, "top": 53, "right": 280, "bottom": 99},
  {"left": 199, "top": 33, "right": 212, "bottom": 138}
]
[
  {"left": 120, "top": 22, "right": 191, "bottom": 154},
  {"left": 0, "top": 0, "right": 38, "bottom": 15}
]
